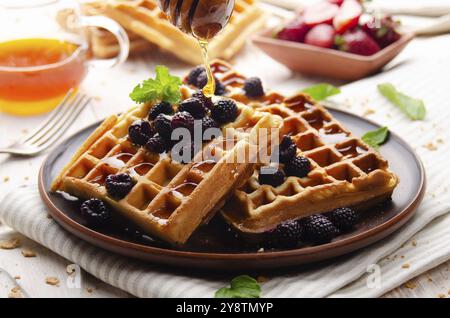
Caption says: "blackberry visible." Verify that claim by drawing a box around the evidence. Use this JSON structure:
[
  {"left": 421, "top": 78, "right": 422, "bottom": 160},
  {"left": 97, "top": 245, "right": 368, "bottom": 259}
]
[
  {"left": 80, "top": 198, "right": 110, "bottom": 226},
  {"left": 178, "top": 98, "right": 208, "bottom": 119},
  {"left": 197, "top": 72, "right": 227, "bottom": 95},
  {"left": 187, "top": 66, "right": 205, "bottom": 87},
  {"left": 268, "top": 220, "right": 303, "bottom": 248},
  {"left": 258, "top": 168, "right": 286, "bottom": 187},
  {"left": 285, "top": 156, "right": 311, "bottom": 178},
  {"left": 192, "top": 90, "right": 214, "bottom": 109},
  {"left": 171, "top": 111, "right": 195, "bottom": 131},
  {"left": 302, "top": 214, "right": 339, "bottom": 244},
  {"left": 244, "top": 77, "right": 265, "bottom": 98},
  {"left": 201, "top": 116, "right": 219, "bottom": 131},
  {"left": 153, "top": 113, "right": 173, "bottom": 138},
  {"left": 201, "top": 117, "right": 220, "bottom": 142},
  {"left": 146, "top": 134, "right": 168, "bottom": 154},
  {"left": 105, "top": 173, "right": 134, "bottom": 200},
  {"left": 328, "top": 207, "right": 358, "bottom": 231},
  {"left": 279, "top": 135, "right": 297, "bottom": 163},
  {"left": 148, "top": 101, "right": 173, "bottom": 120},
  {"left": 128, "top": 120, "right": 154, "bottom": 146},
  {"left": 215, "top": 80, "right": 226, "bottom": 96},
  {"left": 211, "top": 99, "right": 238, "bottom": 124}
]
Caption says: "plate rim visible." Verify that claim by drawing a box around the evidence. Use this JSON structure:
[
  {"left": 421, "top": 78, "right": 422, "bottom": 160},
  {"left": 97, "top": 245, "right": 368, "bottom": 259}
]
[{"left": 38, "top": 107, "right": 426, "bottom": 264}]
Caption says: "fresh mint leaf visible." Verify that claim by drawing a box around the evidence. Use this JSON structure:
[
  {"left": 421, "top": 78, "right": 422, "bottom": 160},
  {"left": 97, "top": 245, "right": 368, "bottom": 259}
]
[
  {"left": 301, "top": 83, "right": 341, "bottom": 101},
  {"left": 377, "top": 83, "right": 426, "bottom": 120},
  {"left": 362, "top": 126, "right": 389, "bottom": 149},
  {"left": 215, "top": 275, "right": 261, "bottom": 298},
  {"left": 130, "top": 65, "right": 182, "bottom": 104}
]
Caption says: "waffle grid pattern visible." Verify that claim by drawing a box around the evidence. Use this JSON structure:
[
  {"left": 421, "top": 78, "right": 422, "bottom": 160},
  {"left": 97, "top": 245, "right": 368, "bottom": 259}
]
[
  {"left": 205, "top": 60, "right": 398, "bottom": 233},
  {"left": 53, "top": 88, "right": 282, "bottom": 244}
]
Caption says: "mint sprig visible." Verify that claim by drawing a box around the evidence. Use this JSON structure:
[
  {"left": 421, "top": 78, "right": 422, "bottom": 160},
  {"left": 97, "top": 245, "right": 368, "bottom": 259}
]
[
  {"left": 362, "top": 126, "right": 389, "bottom": 149},
  {"left": 215, "top": 275, "right": 261, "bottom": 298},
  {"left": 301, "top": 83, "right": 341, "bottom": 101},
  {"left": 130, "top": 65, "right": 182, "bottom": 104},
  {"left": 377, "top": 83, "right": 426, "bottom": 120}
]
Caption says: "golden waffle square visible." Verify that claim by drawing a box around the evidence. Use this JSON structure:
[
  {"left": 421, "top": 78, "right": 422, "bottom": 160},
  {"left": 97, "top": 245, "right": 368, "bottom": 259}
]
[
  {"left": 51, "top": 87, "right": 282, "bottom": 245},
  {"left": 98, "top": 0, "right": 268, "bottom": 64},
  {"left": 189, "top": 60, "right": 399, "bottom": 235}
]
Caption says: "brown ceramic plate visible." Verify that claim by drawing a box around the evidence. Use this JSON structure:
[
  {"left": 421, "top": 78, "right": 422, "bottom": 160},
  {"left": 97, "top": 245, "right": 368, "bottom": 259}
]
[
  {"left": 39, "top": 108, "right": 425, "bottom": 271},
  {"left": 252, "top": 30, "right": 415, "bottom": 81}
]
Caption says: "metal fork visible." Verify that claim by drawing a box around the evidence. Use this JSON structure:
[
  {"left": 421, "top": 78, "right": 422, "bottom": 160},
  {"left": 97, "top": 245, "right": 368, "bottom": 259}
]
[{"left": 0, "top": 90, "right": 91, "bottom": 156}]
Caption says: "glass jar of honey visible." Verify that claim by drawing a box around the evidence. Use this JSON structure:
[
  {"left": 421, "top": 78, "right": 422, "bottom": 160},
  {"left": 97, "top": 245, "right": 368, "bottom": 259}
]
[{"left": 0, "top": 0, "right": 130, "bottom": 116}]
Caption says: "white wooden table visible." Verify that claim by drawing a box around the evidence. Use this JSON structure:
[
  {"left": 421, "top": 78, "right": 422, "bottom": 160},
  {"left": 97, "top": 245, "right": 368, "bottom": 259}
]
[{"left": 1, "top": 11, "right": 449, "bottom": 298}]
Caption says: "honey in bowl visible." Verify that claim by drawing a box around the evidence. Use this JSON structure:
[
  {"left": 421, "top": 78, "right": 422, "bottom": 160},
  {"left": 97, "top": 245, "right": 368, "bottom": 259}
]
[{"left": 0, "top": 38, "right": 88, "bottom": 116}]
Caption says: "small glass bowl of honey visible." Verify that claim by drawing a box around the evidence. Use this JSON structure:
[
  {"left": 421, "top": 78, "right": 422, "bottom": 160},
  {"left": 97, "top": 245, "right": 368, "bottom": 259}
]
[{"left": 0, "top": 0, "right": 130, "bottom": 116}]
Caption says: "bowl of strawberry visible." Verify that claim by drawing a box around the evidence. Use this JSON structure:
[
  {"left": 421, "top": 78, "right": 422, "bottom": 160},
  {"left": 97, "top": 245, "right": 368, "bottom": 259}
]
[{"left": 253, "top": 0, "right": 414, "bottom": 81}]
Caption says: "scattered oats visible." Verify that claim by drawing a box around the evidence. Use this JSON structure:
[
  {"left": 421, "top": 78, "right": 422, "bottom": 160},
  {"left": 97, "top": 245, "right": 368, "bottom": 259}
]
[
  {"left": 66, "top": 264, "right": 77, "bottom": 276},
  {"left": 21, "top": 249, "right": 37, "bottom": 258},
  {"left": 423, "top": 143, "right": 438, "bottom": 151},
  {"left": 412, "top": 240, "right": 417, "bottom": 247},
  {"left": 14, "top": 275, "right": 21, "bottom": 280},
  {"left": 404, "top": 281, "right": 416, "bottom": 289},
  {"left": 401, "top": 255, "right": 405, "bottom": 259},
  {"left": 427, "top": 276, "right": 433, "bottom": 282},
  {"left": 0, "top": 238, "right": 21, "bottom": 249},
  {"left": 437, "top": 138, "right": 444, "bottom": 144},
  {"left": 23, "top": 176, "right": 29, "bottom": 181},
  {"left": 8, "top": 287, "right": 22, "bottom": 298},
  {"left": 257, "top": 276, "right": 269, "bottom": 283},
  {"left": 3, "top": 176, "right": 9, "bottom": 183},
  {"left": 45, "top": 277, "right": 60, "bottom": 286},
  {"left": 93, "top": 96, "right": 102, "bottom": 102},
  {"left": 86, "top": 287, "right": 95, "bottom": 293},
  {"left": 437, "top": 294, "right": 446, "bottom": 298},
  {"left": 362, "top": 108, "right": 375, "bottom": 117},
  {"left": 401, "top": 263, "right": 410, "bottom": 269}
]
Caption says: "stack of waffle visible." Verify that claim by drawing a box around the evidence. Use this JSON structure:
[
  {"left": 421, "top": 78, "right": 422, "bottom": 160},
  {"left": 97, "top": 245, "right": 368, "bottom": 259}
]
[
  {"left": 53, "top": 61, "right": 398, "bottom": 245},
  {"left": 80, "top": 0, "right": 267, "bottom": 63},
  {"left": 52, "top": 86, "right": 282, "bottom": 244}
]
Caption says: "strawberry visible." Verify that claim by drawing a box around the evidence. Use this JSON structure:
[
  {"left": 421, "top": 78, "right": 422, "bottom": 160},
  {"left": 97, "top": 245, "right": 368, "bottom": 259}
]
[
  {"left": 335, "top": 28, "right": 381, "bottom": 56},
  {"left": 362, "top": 16, "right": 401, "bottom": 48},
  {"left": 304, "top": 24, "right": 336, "bottom": 49},
  {"left": 277, "top": 17, "right": 310, "bottom": 43},
  {"left": 303, "top": 2, "right": 339, "bottom": 27},
  {"left": 333, "top": 0, "right": 363, "bottom": 34},
  {"left": 327, "top": 0, "right": 344, "bottom": 5}
]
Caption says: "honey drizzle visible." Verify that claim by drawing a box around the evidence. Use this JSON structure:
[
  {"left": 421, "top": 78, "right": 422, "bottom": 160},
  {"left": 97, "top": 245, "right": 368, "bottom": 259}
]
[{"left": 198, "top": 39, "right": 215, "bottom": 98}]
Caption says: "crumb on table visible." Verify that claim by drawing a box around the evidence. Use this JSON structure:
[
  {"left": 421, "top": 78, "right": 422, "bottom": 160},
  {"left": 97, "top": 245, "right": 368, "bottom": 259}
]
[
  {"left": 402, "top": 263, "right": 410, "bottom": 269},
  {"left": 45, "top": 277, "right": 60, "bottom": 286},
  {"left": 0, "top": 238, "right": 21, "bottom": 250},
  {"left": 8, "top": 287, "right": 23, "bottom": 298},
  {"left": 404, "top": 281, "right": 416, "bottom": 289},
  {"left": 21, "top": 249, "right": 37, "bottom": 258}
]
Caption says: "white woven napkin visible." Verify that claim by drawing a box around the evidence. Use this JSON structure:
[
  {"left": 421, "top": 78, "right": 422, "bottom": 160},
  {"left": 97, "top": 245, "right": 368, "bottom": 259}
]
[{"left": 0, "top": 44, "right": 449, "bottom": 297}]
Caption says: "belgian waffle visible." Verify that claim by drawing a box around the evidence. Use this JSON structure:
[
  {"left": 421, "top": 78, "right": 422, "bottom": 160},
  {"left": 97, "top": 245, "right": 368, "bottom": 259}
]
[
  {"left": 186, "top": 60, "right": 399, "bottom": 235},
  {"left": 51, "top": 87, "right": 282, "bottom": 245},
  {"left": 97, "top": 0, "right": 267, "bottom": 64}
]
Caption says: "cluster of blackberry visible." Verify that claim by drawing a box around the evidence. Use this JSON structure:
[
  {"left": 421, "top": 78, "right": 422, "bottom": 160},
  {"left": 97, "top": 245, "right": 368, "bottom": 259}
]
[
  {"left": 267, "top": 207, "right": 359, "bottom": 248},
  {"left": 258, "top": 135, "right": 311, "bottom": 187},
  {"left": 129, "top": 92, "right": 238, "bottom": 158}
]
